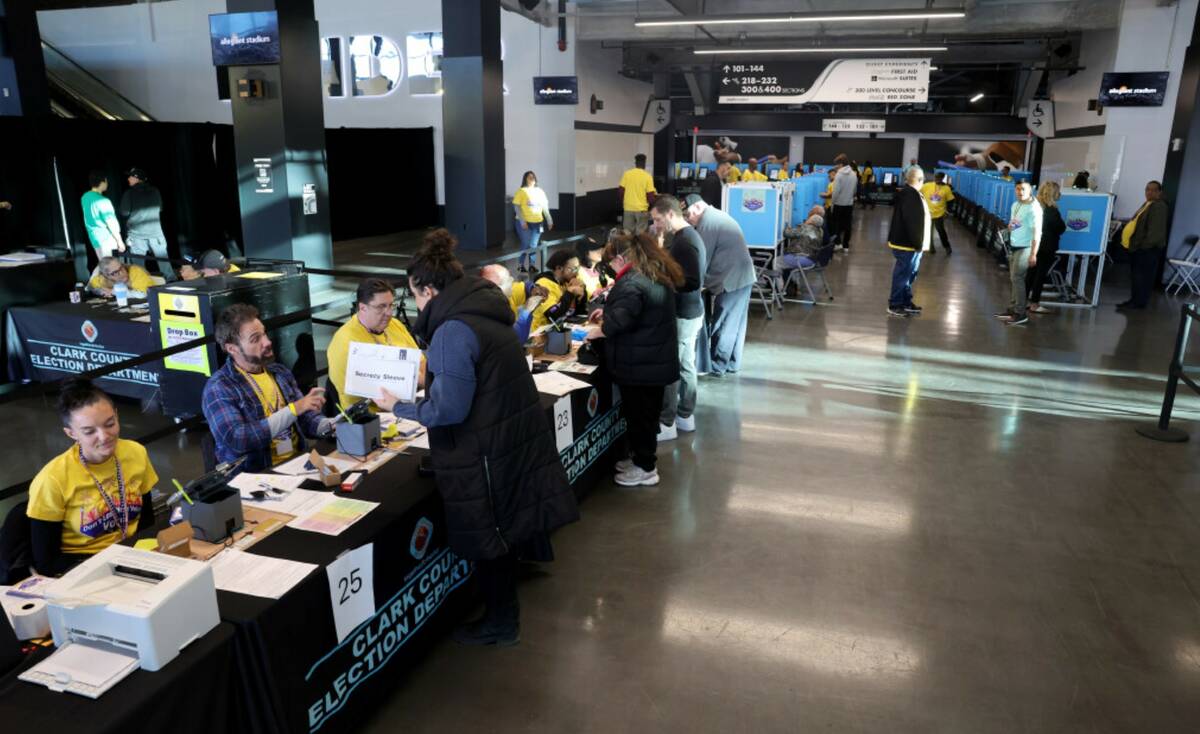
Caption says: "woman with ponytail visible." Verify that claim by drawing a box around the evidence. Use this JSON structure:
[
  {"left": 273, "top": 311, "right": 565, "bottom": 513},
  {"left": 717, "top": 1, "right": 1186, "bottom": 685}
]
[
  {"left": 373, "top": 228, "right": 577, "bottom": 647},
  {"left": 590, "top": 232, "right": 683, "bottom": 487}
]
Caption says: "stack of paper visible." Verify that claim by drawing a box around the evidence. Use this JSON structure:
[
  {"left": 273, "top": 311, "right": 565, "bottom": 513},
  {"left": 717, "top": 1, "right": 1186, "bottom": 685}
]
[
  {"left": 287, "top": 496, "right": 379, "bottom": 536},
  {"left": 209, "top": 548, "right": 316, "bottom": 599},
  {"left": 532, "top": 371, "right": 593, "bottom": 396}
]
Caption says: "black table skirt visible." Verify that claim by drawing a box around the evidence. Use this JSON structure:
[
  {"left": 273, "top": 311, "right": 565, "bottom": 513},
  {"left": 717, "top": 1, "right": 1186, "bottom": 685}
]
[
  {"left": 5, "top": 300, "right": 159, "bottom": 400},
  {"left": 0, "top": 623, "right": 239, "bottom": 734}
]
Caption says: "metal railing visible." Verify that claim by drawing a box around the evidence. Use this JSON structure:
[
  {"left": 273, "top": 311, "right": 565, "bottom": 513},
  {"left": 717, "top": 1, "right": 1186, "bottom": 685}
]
[{"left": 1137, "top": 303, "right": 1200, "bottom": 442}]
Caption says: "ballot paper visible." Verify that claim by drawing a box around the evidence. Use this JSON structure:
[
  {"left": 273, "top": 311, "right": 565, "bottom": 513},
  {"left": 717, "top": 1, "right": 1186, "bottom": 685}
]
[
  {"left": 532, "top": 371, "right": 593, "bottom": 397},
  {"left": 274, "top": 452, "right": 361, "bottom": 476},
  {"left": 344, "top": 342, "right": 421, "bottom": 402},
  {"left": 287, "top": 496, "right": 379, "bottom": 536},
  {"left": 405, "top": 433, "right": 431, "bottom": 451},
  {"left": 209, "top": 548, "right": 317, "bottom": 599}
]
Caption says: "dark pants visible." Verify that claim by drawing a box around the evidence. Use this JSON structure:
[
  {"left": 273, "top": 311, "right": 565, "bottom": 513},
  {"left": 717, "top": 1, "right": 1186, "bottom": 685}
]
[
  {"left": 618, "top": 384, "right": 665, "bottom": 471},
  {"left": 831, "top": 204, "right": 854, "bottom": 248},
  {"left": 709, "top": 284, "right": 751, "bottom": 375},
  {"left": 889, "top": 249, "right": 922, "bottom": 308},
  {"left": 1026, "top": 244, "right": 1058, "bottom": 303},
  {"left": 932, "top": 217, "right": 951, "bottom": 252},
  {"left": 476, "top": 550, "right": 519, "bottom": 626},
  {"left": 1129, "top": 248, "right": 1163, "bottom": 307}
]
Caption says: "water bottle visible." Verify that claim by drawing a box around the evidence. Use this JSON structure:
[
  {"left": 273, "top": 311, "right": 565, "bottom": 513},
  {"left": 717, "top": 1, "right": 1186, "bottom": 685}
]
[{"left": 114, "top": 281, "right": 129, "bottom": 307}]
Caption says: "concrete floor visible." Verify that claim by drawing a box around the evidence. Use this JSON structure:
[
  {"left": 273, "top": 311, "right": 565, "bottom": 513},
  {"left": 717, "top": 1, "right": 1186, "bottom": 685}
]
[{"left": 356, "top": 208, "right": 1200, "bottom": 733}]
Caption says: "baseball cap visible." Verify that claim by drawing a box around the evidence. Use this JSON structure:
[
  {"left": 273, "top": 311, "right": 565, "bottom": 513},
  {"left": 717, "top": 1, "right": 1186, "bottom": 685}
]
[
  {"left": 125, "top": 167, "right": 149, "bottom": 181},
  {"left": 683, "top": 194, "right": 705, "bottom": 208},
  {"left": 197, "top": 249, "right": 230, "bottom": 272}
]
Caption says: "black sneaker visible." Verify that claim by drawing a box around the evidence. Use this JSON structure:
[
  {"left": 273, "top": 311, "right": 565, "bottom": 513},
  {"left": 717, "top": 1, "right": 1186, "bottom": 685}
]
[
  {"left": 453, "top": 619, "right": 520, "bottom": 647},
  {"left": 1006, "top": 315, "right": 1029, "bottom": 326},
  {"left": 904, "top": 304, "right": 923, "bottom": 314},
  {"left": 887, "top": 307, "right": 910, "bottom": 318}
]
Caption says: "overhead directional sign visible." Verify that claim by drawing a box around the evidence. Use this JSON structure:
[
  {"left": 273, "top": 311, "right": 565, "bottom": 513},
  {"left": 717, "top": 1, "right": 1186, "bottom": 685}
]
[
  {"left": 822, "top": 118, "right": 886, "bottom": 132},
  {"left": 718, "top": 58, "right": 931, "bottom": 104}
]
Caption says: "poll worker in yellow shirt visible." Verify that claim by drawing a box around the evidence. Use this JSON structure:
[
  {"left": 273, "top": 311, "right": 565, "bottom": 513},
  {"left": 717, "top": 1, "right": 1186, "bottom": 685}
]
[
  {"left": 744, "top": 159, "right": 769, "bottom": 182},
  {"left": 327, "top": 278, "right": 423, "bottom": 411},
  {"left": 512, "top": 171, "right": 553, "bottom": 273},
  {"left": 920, "top": 172, "right": 956, "bottom": 254},
  {"left": 87, "top": 256, "right": 155, "bottom": 299},
  {"left": 531, "top": 249, "right": 588, "bottom": 332},
  {"left": 179, "top": 249, "right": 241, "bottom": 280},
  {"left": 618, "top": 153, "right": 657, "bottom": 234},
  {"left": 26, "top": 378, "right": 159, "bottom": 576},
  {"left": 202, "top": 304, "right": 332, "bottom": 473}
]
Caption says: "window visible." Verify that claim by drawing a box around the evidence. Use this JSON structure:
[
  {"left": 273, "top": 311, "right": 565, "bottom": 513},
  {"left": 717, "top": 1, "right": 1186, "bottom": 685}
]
[
  {"left": 349, "top": 35, "right": 401, "bottom": 97},
  {"left": 406, "top": 32, "right": 443, "bottom": 96}
]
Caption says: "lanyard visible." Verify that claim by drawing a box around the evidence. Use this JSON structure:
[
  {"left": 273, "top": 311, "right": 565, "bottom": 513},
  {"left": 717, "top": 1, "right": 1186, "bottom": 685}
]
[
  {"left": 238, "top": 366, "right": 283, "bottom": 417},
  {"left": 77, "top": 444, "right": 129, "bottom": 540}
]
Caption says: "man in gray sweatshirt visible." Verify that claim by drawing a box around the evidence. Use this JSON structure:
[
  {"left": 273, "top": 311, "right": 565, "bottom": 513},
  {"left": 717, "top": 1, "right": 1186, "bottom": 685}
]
[{"left": 684, "top": 194, "right": 755, "bottom": 377}]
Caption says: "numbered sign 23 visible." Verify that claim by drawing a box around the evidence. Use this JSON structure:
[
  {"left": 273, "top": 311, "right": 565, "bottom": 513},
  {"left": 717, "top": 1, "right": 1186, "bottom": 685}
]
[{"left": 326, "top": 543, "right": 376, "bottom": 643}]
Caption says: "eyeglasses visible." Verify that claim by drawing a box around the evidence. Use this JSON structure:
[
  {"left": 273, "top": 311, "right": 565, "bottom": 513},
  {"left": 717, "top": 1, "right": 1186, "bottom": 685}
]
[
  {"left": 364, "top": 300, "right": 395, "bottom": 313},
  {"left": 103, "top": 268, "right": 125, "bottom": 278}
]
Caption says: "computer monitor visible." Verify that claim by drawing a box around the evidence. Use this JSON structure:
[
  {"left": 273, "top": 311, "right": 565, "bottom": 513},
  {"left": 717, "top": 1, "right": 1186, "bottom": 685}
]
[
  {"left": 679, "top": 167, "right": 692, "bottom": 180},
  {"left": 882, "top": 172, "right": 895, "bottom": 186},
  {"left": 697, "top": 168, "right": 708, "bottom": 180}
]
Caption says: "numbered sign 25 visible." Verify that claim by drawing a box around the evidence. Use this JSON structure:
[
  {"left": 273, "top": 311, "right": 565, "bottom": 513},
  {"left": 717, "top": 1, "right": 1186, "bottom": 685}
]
[{"left": 326, "top": 543, "right": 376, "bottom": 643}]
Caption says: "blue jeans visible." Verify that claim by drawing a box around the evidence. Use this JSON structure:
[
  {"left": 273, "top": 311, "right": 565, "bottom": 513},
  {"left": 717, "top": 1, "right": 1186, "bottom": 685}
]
[
  {"left": 516, "top": 221, "right": 543, "bottom": 269},
  {"left": 709, "top": 285, "right": 752, "bottom": 375},
  {"left": 889, "top": 249, "right": 923, "bottom": 308}
]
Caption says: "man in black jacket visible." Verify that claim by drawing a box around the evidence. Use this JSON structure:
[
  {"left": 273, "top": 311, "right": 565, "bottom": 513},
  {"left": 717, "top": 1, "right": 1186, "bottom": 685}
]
[
  {"left": 119, "top": 168, "right": 173, "bottom": 279},
  {"left": 886, "top": 166, "right": 931, "bottom": 317},
  {"left": 374, "top": 229, "right": 577, "bottom": 647},
  {"left": 650, "top": 195, "right": 706, "bottom": 439}
]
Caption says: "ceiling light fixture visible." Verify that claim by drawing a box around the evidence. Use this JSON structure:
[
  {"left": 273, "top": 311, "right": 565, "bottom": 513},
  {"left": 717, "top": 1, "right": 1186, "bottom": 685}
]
[
  {"left": 969, "top": 92, "right": 984, "bottom": 102},
  {"left": 636, "top": 9, "right": 965, "bottom": 27},
  {"left": 695, "top": 46, "right": 948, "bottom": 55}
]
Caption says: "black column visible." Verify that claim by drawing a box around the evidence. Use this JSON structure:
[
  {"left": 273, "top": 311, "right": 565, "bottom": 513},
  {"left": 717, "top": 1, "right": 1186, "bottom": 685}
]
[
  {"left": 442, "top": 0, "right": 505, "bottom": 251},
  {"left": 1, "top": 0, "right": 50, "bottom": 117},
  {"left": 227, "top": 0, "right": 332, "bottom": 275}
]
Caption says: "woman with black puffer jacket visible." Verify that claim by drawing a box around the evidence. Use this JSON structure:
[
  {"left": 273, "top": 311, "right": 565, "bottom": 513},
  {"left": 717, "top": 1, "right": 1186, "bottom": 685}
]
[{"left": 586, "top": 232, "right": 684, "bottom": 488}]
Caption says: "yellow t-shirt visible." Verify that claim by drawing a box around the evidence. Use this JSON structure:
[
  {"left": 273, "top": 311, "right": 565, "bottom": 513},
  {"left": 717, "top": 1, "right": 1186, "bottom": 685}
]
[
  {"left": 88, "top": 264, "right": 155, "bottom": 294},
  {"left": 241, "top": 369, "right": 300, "bottom": 465},
  {"left": 746, "top": 170, "right": 769, "bottom": 182},
  {"left": 531, "top": 276, "right": 566, "bottom": 333},
  {"left": 578, "top": 267, "right": 604, "bottom": 299},
  {"left": 27, "top": 440, "right": 158, "bottom": 556},
  {"left": 327, "top": 315, "right": 420, "bottom": 411},
  {"left": 619, "top": 168, "right": 656, "bottom": 212},
  {"left": 822, "top": 182, "right": 833, "bottom": 203},
  {"left": 920, "top": 183, "right": 955, "bottom": 219},
  {"left": 512, "top": 187, "right": 545, "bottom": 224},
  {"left": 507, "top": 280, "right": 528, "bottom": 316},
  {"left": 861, "top": 167, "right": 874, "bottom": 185},
  {"left": 1001, "top": 176, "right": 1014, "bottom": 182},
  {"left": 1121, "top": 203, "right": 1151, "bottom": 249},
  {"left": 726, "top": 167, "right": 742, "bottom": 183}
]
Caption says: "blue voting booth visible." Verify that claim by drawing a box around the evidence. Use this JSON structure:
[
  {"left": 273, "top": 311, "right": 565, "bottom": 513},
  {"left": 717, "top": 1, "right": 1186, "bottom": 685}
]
[
  {"left": 1050, "top": 190, "right": 1114, "bottom": 307},
  {"left": 723, "top": 182, "right": 793, "bottom": 249}
]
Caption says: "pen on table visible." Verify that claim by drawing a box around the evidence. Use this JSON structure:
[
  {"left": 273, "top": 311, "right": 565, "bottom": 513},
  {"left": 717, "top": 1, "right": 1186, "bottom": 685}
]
[{"left": 168, "top": 478, "right": 193, "bottom": 505}]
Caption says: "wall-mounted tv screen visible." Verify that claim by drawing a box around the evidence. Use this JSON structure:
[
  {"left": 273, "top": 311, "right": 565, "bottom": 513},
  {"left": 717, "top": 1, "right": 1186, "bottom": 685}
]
[
  {"left": 533, "top": 76, "right": 579, "bottom": 105},
  {"left": 1099, "top": 72, "right": 1170, "bottom": 107},
  {"left": 210, "top": 12, "right": 280, "bottom": 67}
]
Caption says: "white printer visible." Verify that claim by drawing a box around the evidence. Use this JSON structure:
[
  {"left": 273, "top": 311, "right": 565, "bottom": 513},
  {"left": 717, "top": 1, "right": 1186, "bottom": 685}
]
[{"left": 20, "top": 546, "right": 220, "bottom": 696}]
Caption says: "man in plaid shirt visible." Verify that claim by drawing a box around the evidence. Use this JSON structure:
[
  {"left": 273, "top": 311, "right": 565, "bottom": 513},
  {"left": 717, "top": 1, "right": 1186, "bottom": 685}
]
[{"left": 202, "top": 304, "right": 332, "bottom": 473}]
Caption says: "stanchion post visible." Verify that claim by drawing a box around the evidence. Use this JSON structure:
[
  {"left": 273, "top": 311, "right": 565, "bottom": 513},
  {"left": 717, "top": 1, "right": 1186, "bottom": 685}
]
[{"left": 1137, "top": 303, "right": 1194, "bottom": 442}]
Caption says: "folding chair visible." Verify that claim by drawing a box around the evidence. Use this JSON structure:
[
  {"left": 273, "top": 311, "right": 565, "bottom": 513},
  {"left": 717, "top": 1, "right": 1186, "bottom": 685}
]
[
  {"left": 750, "top": 249, "right": 782, "bottom": 319},
  {"left": 1166, "top": 235, "right": 1200, "bottom": 297},
  {"left": 782, "top": 241, "right": 836, "bottom": 305}
]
